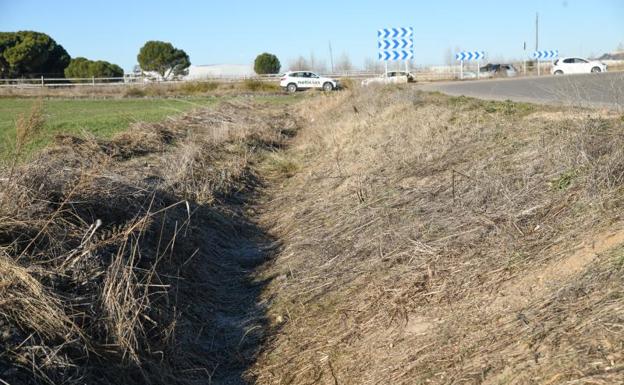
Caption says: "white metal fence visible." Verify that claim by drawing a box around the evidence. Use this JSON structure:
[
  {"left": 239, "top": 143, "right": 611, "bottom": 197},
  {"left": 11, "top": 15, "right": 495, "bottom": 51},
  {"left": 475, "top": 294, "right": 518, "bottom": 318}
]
[
  {"left": 3, "top": 61, "right": 621, "bottom": 89},
  {"left": 0, "top": 70, "right": 458, "bottom": 89}
]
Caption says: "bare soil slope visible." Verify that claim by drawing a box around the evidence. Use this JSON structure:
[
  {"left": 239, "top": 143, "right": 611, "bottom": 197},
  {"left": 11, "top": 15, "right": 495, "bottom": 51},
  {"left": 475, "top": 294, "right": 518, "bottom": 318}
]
[{"left": 251, "top": 88, "right": 624, "bottom": 384}]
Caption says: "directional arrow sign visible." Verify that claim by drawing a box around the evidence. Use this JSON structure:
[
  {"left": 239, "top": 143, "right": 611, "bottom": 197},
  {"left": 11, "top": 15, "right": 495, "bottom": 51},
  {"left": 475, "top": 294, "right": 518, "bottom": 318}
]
[
  {"left": 378, "top": 38, "right": 413, "bottom": 51},
  {"left": 378, "top": 49, "right": 414, "bottom": 61},
  {"left": 532, "top": 50, "right": 558, "bottom": 60},
  {"left": 455, "top": 51, "right": 485, "bottom": 61},
  {"left": 378, "top": 27, "right": 413, "bottom": 39},
  {"left": 377, "top": 27, "right": 414, "bottom": 61},
  {"left": 400, "top": 50, "right": 413, "bottom": 60},
  {"left": 378, "top": 51, "right": 393, "bottom": 61}
]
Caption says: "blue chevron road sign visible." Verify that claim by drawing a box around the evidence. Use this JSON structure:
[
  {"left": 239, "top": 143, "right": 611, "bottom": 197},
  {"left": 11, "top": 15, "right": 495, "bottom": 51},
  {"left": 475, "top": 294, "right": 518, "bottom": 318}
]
[
  {"left": 377, "top": 27, "right": 413, "bottom": 39},
  {"left": 378, "top": 50, "right": 412, "bottom": 61},
  {"left": 455, "top": 51, "right": 485, "bottom": 61},
  {"left": 532, "top": 50, "right": 559, "bottom": 60},
  {"left": 378, "top": 27, "right": 414, "bottom": 61},
  {"left": 377, "top": 39, "right": 413, "bottom": 50}
]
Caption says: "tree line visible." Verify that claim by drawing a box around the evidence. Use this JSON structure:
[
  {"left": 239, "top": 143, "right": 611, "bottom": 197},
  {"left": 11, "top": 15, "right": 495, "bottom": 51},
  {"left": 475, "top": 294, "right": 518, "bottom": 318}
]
[
  {"left": 0, "top": 30, "right": 393, "bottom": 79},
  {"left": 0, "top": 31, "right": 196, "bottom": 79}
]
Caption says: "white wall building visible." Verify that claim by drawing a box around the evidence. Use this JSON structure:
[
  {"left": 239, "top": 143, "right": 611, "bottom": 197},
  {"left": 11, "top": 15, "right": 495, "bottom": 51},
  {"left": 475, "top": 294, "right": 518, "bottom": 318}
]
[{"left": 184, "top": 64, "right": 256, "bottom": 80}]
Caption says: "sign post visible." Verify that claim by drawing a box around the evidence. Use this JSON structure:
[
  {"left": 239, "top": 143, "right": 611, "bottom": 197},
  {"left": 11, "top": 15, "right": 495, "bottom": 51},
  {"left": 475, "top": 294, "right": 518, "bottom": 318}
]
[
  {"left": 377, "top": 27, "right": 414, "bottom": 74},
  {"left": 455, "top": 51, "right": 485, "bottom": 80}
]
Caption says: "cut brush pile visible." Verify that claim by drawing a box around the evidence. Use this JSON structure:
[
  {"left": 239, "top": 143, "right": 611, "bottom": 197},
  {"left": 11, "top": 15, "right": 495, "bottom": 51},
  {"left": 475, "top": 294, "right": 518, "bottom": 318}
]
[
  {"left": 251, "top": 88, "right": 624, "bottom": 384},
  {"left": 0, "top": 100, "right": 298, "bottom": 384}
]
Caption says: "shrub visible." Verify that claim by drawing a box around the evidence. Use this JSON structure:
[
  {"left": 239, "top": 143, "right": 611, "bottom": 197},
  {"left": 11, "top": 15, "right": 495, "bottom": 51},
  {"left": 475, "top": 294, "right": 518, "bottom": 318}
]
[
  {"left": 179, "top": 81, "right": 219, "bottom": 94},
  {"left": 123, "top": 87, "right": 146, "bottom": 98},
  {"left": 338, "top": 78, "right": 354, "bottom": 90},
  {"left": 242, "top": 79, "right": 279, "bottom": 92}
]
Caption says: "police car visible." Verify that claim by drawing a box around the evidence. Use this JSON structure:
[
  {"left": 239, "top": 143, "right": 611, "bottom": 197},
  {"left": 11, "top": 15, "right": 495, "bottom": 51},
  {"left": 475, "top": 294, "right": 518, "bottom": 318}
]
[{"left": 280, "top": 71, "right": 339, "bottom": 92}]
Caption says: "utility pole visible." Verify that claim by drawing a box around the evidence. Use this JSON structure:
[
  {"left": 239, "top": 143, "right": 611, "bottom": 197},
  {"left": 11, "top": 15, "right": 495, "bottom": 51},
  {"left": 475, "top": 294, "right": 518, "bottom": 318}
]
[
  {"left": 328, "top": 41, "right": 334, "bottom": 74},
  {"left": 535, "top": 12, "right": 540, "bottom": 76},
  {"left": 535, "top": 13, "right": 539, "bottom": 52},
  {"left": 523, "top": 41, "right": 527, "bottom": 76}
]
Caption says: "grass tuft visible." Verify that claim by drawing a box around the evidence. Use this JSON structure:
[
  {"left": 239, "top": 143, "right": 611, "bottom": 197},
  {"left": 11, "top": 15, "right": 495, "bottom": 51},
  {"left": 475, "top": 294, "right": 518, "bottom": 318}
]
[{"left": 242, "top": 79, "right": 280, "bottom": 92}]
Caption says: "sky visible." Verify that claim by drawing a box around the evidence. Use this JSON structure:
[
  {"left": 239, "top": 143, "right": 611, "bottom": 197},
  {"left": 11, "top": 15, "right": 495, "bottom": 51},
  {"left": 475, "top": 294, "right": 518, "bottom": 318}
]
[{"left": 1, "top": 0, "right": 623, "bottom": 72}]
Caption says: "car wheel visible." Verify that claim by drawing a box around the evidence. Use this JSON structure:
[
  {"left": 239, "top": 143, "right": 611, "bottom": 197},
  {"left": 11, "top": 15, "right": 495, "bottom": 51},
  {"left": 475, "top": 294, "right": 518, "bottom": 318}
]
[
  {"left": 287, "top": 83, "right": 297, "bottom": 92},
  {"left": 322, "top": 82, "right": 334, "bottom": 92},
  {"left": 554, "top": 70, "right": 563, "bottom": 75},
  {"left": 591, "top": 67, "right": 601, "bottom": 73}
]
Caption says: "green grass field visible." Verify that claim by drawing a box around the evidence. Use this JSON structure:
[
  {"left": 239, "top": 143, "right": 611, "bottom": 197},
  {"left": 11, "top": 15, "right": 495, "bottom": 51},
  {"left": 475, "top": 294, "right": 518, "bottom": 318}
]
[{"left": 0, "top": 97, "right": 219, "bottom": 159}]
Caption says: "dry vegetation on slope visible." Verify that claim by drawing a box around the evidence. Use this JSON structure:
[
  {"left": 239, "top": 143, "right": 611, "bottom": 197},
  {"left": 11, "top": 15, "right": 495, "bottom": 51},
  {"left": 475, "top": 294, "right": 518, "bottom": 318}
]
[
  {"left": 252, "top": 88, "right": 624, "bottom": 384},
  {"left": 0, "top": 99, "right": 298, "bottom": 384},
  {"left": 2, "top": 85, "right": 623, "bottom": 385}
]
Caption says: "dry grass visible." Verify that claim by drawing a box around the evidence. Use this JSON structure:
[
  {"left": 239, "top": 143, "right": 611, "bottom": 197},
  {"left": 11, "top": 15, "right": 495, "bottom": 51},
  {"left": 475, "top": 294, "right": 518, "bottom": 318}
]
[
  {"left": 14, "top": 101, "right": 45, "bottom": 153},
  {"left": 0, "top": 99, "right": 299, "bottom": 384},
  {"left": 0, "top": 80, "right": 284, "bottom": 99},
  {"left": 4, "top": 84, "right": 622, "bottom": 384},
  {"left": 250, "top": 87, "right": 624, "bottom": 384}
]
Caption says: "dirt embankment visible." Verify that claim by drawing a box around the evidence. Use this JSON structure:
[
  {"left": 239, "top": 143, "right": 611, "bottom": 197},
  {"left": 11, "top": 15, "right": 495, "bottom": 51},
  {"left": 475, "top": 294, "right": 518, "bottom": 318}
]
[
  {"left": 0, "top": 99, "right": 298, "bottom": 384},
  {"left": 251, "top": 88, "right": 624, "bottom": 384}
]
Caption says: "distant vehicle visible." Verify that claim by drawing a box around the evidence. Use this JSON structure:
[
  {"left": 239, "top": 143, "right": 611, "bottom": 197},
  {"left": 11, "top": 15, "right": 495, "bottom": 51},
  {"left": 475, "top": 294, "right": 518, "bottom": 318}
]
[
  {"left": 361, "top": 71, "right": 415, "bottom": 86},
  {"left": 457, "top": 71, "right": 478, "bottom": 79},
  {"left": 551, "top": 57, "right": 607, "bottom": 75},
  {"left": 280, "top": 71, "right": 339, "bottom": 92},
  {"left": 479, "top": 63, "right": 518, "bottom": 77}
]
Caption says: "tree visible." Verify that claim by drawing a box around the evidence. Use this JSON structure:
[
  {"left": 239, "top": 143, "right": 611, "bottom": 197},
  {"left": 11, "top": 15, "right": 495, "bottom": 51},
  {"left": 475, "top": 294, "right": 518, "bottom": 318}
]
[
  {"left": 254, "top": 52, "right": 281, "bottom": 74},
  {"left": 137, "top": 41, "right": 190, "bottom": 80},
  {"left": 363, "top": 57, "right": 383, "bottom": 73},
  {"left": 307, "top": 52, "right": 327, "bottom": 73},
  {"left": 64, "top": 57, "right": 124, "bottom": 78},
  {"left": 289, "top": 52, "right": 327, "bottom": 73},
  {"left": 444, "top": 46, "right": 463, "bottom": 67},
  {"left": 0, "top": 31, "right": 70, "bottom": 78},
  {"left": 89, "top": 60, "right": 123, "bottom": 78},
  {"left": 288, "top": 56, "right": 308, "bottom": 71},
  {"left": 335, "top": 52, "right": 353, "bottom": 72},
  {"left": 444, "top": 47, "right": 454, "bottom": 66}
]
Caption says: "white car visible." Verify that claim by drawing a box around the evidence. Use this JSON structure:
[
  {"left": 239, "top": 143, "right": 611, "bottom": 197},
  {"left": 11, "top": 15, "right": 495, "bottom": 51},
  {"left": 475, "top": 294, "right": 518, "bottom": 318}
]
[
  {"left": 280, "top": 71, "right": 339, "bottom": 92},
  {"left": 551, "top": 57, "right": 607, "bottom": 75},
  {"left": 361, "top": 71, "right": 415, "bottom": 86}
]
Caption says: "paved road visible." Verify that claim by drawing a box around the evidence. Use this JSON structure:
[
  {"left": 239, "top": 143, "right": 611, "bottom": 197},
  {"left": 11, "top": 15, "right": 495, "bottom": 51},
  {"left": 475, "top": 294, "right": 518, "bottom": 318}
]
[{"left": 418, "top": 72, "right": 624, "bottom": 109}]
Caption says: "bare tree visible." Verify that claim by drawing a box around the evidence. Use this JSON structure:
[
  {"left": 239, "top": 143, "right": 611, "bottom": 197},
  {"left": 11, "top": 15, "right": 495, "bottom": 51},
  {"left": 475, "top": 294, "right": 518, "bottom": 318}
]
[
  {"left": 617, "top": 42, "right": 624, "bottom": 52},
  {"left": 308, "top": 52, "right": 318, "bottom": 71},
  {"left": 335, "top": 52, "right": 353, "bottom": 72},
  {"left": 444, "top": 47, "right": 454, "bottom": 66},
  {"left": 288, "top": 56, "right": 308, "bottom": 71},
  {"left": 363, "top": 57, "right": 384, "bottom": 73},
  {"left": 289, "top": 52, "right": 328, "bottom": 73},
  {"left": 308, "top": 52, "right": 328, "bottom": 73}
]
